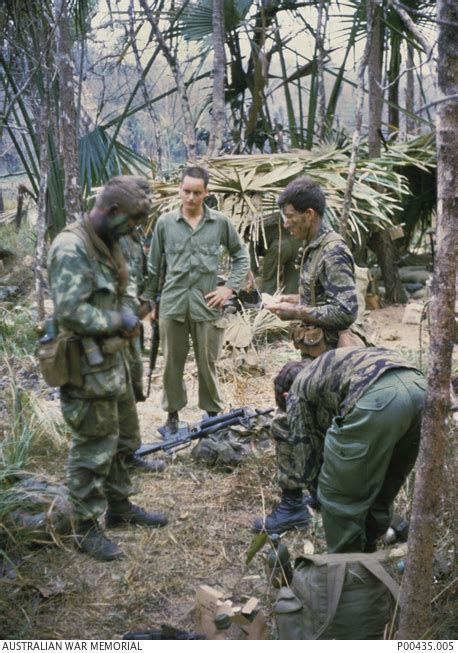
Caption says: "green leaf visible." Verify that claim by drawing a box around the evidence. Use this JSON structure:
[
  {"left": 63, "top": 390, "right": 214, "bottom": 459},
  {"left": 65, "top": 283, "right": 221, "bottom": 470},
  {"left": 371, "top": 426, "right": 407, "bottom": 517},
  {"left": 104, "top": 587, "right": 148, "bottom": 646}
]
[{"left": 246, "top": 531, "right": 268, "bottom": 565}]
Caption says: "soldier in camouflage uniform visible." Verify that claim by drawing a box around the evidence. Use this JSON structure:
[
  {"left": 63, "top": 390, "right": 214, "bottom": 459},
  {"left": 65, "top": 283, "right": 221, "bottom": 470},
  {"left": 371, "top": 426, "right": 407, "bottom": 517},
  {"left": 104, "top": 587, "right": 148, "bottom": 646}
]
[
  {"left": 47, "top": 178, "right": 168, "bottom": 562},
  {"left": 253, "top": 347, "right": 426, "bottom": 553},
  {"left": 111, "top": 176, "right": 166, "bottom": 474},
  {"left": 264, "top": 176, "right": 358, "bottom": 351}
]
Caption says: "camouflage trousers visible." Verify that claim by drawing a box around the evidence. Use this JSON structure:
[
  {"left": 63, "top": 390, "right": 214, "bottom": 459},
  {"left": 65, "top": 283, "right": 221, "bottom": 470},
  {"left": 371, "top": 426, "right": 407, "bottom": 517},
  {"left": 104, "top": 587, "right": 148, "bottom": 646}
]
[
  {"left": 61, "top": 378, "right": 140, "bottom": 521},
  {"left": 275, "top": 368, "right": 426, "bottom": 553}
]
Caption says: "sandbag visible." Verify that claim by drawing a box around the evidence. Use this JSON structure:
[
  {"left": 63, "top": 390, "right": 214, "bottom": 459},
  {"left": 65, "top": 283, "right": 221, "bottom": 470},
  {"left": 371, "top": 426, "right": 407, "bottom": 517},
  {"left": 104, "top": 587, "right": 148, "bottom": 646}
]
[{"left": 275, "top": 552, "right": 399, "bottom": 640}]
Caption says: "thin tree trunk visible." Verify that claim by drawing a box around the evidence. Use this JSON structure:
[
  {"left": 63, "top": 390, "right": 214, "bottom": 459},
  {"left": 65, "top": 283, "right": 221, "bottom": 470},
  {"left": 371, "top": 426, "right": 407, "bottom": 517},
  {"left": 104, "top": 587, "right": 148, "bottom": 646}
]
[
  {"left": 54, "top": 0, "right": 83, "bottom": 221},
  {"left": 405, "top": 43, "right": 416, "bottom": 135},
  {"left": 398, "top": 0, "right": 457, "bottom": 636},
  {"left": 315, "top": 0, "right": 327, "bottom": 142},
  {"left": 340, "top": 0, "right": 376, "bottom": 238},
  {"left": 368, "top": 4, "right": 383, "bottom": 156},
  {"left": 367, "top": 4, "right": 407, "bottom": 305},
  {"left": 35, "top": 86, "right": 50, "bottom": 322},
  {"left": 139, "top": 0, "right": 197, "bottom": 161},
  {"left": 127, "top": 0, "right": 164, "bottom": 178},
  {"left": 207, "top": 0, "right": 226, "bottom": 157}
]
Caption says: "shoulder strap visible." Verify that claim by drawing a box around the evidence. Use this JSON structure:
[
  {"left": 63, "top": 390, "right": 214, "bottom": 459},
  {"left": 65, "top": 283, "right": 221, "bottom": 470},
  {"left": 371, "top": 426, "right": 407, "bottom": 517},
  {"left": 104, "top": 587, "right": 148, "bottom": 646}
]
[
  {"left": 313, "top": 560, "right": 347, "bottom": 639},
  {"left": 64, "top": 220, "right": 97, "bottom": 262},
  {"left": 307, "top": 231, "right": 342, "bottom": 306},
  {"left": 361, "top": 559, "right": 400, "bottom": 601}
]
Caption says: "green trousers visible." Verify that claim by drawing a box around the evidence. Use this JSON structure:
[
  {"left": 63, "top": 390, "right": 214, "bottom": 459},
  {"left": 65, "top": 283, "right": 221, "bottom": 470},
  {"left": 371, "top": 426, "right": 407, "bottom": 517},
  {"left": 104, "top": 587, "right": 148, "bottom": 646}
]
[
  {"left": 318, "top": 368, "right": 426, "bottom": 553},
  {"left": 159, "top": 315, "right": 225, "bottom": 413},
  {"left": 61, "top": 378, "right": 136, "bottom": 521}
]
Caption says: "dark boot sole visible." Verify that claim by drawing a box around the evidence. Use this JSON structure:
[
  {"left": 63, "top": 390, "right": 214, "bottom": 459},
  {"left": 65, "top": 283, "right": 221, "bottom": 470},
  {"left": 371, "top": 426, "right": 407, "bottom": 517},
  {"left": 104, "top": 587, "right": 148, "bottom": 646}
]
[{"left": 252, "top": 520, "right": 310, "bottom": 535}]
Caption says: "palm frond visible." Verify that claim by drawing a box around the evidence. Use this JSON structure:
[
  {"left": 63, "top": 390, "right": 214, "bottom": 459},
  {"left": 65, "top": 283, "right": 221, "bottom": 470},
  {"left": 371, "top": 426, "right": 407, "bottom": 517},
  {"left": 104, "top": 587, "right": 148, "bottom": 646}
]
[{"left": 147, "top": 134, "right": 435, "bottom": 244}]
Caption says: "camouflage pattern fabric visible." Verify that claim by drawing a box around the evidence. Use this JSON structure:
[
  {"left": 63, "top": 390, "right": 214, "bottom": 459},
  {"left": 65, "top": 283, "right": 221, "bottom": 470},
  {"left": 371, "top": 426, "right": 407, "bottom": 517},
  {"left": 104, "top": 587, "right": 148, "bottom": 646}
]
[
  {"left": 119, "top": 233, "right": 146, "bottom": 405},
  {"left": 274, "top": 347, "right": 425, "bottom": 552},
  {"left": 275, "top": 347, "right": 419, "bottom": 490},
  {"left": 48, "top": 217, "right": 137, "bottom": 520},
  {"left": 61, "top": 384, "right": 135, "bottom": 520},
  {"left": 299, "top": 222, "right": 358, "bottom": 347}
]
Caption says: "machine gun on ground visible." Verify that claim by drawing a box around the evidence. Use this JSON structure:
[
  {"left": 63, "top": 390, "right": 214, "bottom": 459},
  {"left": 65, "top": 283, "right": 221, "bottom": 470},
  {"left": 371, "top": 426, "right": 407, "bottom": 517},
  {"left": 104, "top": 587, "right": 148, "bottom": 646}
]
[{"left": 135, "top": 407, "right": 273, "bottom": 457}]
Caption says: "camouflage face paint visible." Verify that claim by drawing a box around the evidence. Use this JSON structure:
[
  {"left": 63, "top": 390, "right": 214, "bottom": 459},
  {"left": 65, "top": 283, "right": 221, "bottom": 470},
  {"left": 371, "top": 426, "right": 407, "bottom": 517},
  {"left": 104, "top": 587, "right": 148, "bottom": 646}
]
[{"left": 109, "top": 213, "right": 135, "bottom": 239}]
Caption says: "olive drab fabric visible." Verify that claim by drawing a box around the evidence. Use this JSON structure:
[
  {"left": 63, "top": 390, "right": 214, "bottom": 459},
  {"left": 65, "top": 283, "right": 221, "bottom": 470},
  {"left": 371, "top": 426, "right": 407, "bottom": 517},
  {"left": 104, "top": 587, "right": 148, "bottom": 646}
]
[
  {"left": 259, "top": 219, "right": 301, "bottom": 295},
  {"left": 298, "top": 222, "right": 358, "bottom": 348},
  {"left": 275, "top": 552, "right": 399, "bottom": 640},
  {"left": 47, "top": 216, "right": 137, "bottom": 520},
  {"left": 144, "top": 205, "right": 250, "bottom": 321},
  {"left": 144, "top": 204, "right": 250, "bottom": 413},
  {"left": 274, "top": 347, "right": 425, "bottom": 553}
]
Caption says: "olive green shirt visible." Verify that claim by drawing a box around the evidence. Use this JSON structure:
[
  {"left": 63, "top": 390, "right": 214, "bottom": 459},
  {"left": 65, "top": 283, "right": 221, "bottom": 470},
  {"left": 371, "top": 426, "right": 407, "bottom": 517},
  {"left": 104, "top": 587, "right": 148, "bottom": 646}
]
[{"left": 145, "top": 205, "right": 249, "bottom": 322}]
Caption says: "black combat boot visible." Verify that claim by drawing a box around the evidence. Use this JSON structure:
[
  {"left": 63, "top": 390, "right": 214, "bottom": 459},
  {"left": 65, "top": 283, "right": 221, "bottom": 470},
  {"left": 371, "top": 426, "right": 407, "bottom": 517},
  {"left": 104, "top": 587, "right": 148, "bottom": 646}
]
[
  {"left": 252, "top": 489, "right": 311, "bottom": 534},
  {"left": 74, "top": 519, "right": 123, "bottom": 561},
  {"left": 164, "top": 411, "right": 179, "bottom": 434},
  {"left": 105, "top": 500, "right": 168, "bottom": 529},
  {"left": 125, "top": 453, "right": 167, "bottom": 473}
]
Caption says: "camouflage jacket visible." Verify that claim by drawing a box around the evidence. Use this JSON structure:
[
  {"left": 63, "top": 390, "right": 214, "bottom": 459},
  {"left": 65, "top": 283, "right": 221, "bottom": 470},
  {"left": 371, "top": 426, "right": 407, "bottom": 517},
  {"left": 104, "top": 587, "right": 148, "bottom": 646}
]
[
  {"left": 285, "top": 347, "right": 420, "bottom": 484},
  {"left": 47, "top": 215, "right": 132, "bottom": 398},
  {"left": 299, "top": 222, "right": 358, "bottom": 346},
  {"left": 119, "top": 233, "right": 146, "bottom": 314}
]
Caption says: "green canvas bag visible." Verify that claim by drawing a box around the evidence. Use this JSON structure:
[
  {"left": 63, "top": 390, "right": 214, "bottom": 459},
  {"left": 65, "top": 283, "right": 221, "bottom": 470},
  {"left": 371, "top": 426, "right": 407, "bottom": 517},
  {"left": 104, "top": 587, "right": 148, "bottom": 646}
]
[{"left": 275, "top": 552, "right": 399, "bottom": 640}]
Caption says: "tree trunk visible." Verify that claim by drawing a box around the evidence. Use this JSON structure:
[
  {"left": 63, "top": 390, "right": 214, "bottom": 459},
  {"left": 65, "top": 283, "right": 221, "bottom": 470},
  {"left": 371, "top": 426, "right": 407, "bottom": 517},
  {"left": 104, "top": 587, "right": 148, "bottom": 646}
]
[
  {"left": 340, "top": 0, "right": 376, "bottom": 238},
  {"left": 128, "top": 0, "right": 164, "bottom": 178},
  {"left": 315, "top": 0, "right": 327, "bottom": 142},
  {"left": 367, "top": 4, "right": 407, "bottom": 305},
  {"left": 405, "top": 42, "right": 416, "bottom": 135},
  {"left": 54, "top": 0, "right": 83, "bottom": 221},
  {"left": 139, "top": 0, "right": 197, "bottom": 161},
  {"left": 207, "top": 0, "right": 226, "bottom": 157},
  {"left": 397, "top": 0, "right": 457, "bottom": 638},
  {"left": 368, "top": 4, "right": 383, "bottom": 157},
  {"left": 368, "top": 230, "right": 407, "bottom": 303},
  {"left": 35, "top": 81, "right": 50, "bottom": 322}
]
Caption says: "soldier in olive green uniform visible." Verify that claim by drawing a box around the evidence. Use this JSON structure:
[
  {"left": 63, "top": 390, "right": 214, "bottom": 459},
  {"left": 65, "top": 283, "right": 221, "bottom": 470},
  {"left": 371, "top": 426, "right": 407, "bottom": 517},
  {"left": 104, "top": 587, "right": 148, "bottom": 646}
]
[
  {"left": 144, "top": 166, "right": 250, "bottom": 432},
  {"left": 255, "top": 215, "right": 301, "bottom": 296},
  {"left": 47, "top": 178, "right": 168, "bottom": 561},
  {"left": 264, "top": 176, "right": 358, "bottom": 352},
  {"left": 253, "top": 347, "right": 426, "bottom": 553}
]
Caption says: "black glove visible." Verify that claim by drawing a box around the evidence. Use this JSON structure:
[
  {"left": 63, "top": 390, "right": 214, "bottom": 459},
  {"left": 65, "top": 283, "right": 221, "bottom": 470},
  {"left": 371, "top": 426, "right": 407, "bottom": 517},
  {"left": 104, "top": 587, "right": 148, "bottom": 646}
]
[{"left": 120, "top": 312, "right": 140, "bottom": 332}]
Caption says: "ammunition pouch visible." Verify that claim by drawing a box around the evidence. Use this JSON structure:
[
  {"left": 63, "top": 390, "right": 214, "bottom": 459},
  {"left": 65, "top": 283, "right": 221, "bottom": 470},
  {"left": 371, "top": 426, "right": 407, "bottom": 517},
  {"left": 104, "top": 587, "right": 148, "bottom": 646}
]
[
  {"left": 37, "top": 334, "right": 83, "bottom": 388},
  {"left": 336, "top": 327, "right": 366, "bottom": 348},
  {"left": 290, "top": 324, "right": 327, "bottom": 358},
  {"left": 101, "top": 336, "right": 128, "bottom": 355}
]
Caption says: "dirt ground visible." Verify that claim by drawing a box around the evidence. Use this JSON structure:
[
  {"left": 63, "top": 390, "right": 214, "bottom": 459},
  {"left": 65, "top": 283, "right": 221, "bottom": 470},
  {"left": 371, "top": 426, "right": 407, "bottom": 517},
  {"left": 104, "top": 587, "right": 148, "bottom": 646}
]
[{"left": 1, "top": 302, "right": 456, "bottom": 640}]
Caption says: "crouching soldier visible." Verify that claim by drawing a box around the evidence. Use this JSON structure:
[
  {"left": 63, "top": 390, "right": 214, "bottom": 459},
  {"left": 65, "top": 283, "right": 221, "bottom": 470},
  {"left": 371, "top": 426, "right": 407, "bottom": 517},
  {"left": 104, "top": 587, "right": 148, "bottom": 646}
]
[
  {"left": 253, "top": 347, "right": 426, "bottom": 553},
  {"left": 47, "top": 177, "right": 168, "bottom": 561}
]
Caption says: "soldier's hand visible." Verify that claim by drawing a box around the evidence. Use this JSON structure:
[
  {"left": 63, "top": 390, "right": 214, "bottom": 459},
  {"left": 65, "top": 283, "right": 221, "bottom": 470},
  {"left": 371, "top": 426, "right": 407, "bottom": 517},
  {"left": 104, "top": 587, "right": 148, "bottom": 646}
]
[
  {"left": 120, "top": 312, "right": 140, "bottom": 337},
  {"left": 265, "top": 301, "right": 300, "bottom": 321},
  {"left": 205, "top": 285, "right": 234, "bottom": 309}
]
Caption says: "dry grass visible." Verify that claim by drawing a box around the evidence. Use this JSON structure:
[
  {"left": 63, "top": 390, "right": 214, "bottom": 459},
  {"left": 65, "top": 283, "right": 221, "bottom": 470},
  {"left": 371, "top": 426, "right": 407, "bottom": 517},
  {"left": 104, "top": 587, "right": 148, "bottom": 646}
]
[{"left": 0, "top": 308, "right": 456, "bottom": 640}]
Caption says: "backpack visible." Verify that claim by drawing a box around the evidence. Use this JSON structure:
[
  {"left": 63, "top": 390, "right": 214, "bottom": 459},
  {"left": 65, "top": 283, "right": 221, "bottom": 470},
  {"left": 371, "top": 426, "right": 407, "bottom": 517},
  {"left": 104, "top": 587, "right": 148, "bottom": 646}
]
[{"left": 275, "top": 552, "right": 399, "bottom": 640}]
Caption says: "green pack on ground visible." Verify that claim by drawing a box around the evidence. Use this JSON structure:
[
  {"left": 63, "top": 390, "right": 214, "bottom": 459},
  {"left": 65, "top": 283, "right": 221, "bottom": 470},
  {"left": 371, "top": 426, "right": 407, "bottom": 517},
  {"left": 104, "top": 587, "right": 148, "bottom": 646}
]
[{"left": 274, "top": 551, "right": 399, "bottom": 640}]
